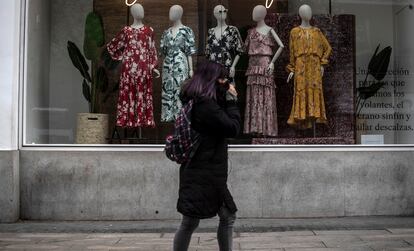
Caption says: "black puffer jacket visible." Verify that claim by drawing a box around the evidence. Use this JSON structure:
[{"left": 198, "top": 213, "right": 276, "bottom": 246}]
[{"left": 177, "top": 97, "right": 241, "bottom": 219}]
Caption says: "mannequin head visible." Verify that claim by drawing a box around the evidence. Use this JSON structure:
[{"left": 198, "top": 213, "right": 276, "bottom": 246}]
[
  {"left": 169, "top": 5, "right": 183, "bottom": 22},
  {"left": 299, "top": 4, "right": 312, "bottom": 22},
  {"left": 130, "top": 3, "right": 144, "bottom": 20},
  {"left": 213, "top": 5, "right": 227, "bottom": 22},
  {"left": 252, "top": 5, "right": 267, "bottom": 22}
]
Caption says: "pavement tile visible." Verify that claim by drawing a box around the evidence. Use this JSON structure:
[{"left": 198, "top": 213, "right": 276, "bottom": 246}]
[
  {"left": 162, "top": 232, "right": 216, "bottom": 238},
  {"left": 0, "top": 238, "right": 32, "bottom": 242},
  {"left": 368, "top": 240, "right": 412, "bottom": 250},
  {"left": 87, "top": 233, "right": 161, "bottom": 238},
  {"left": 239, "top": 231, "right": 315, "bottom": 237},
  {"left": 240, "top": 241, "right": 325, "bottom": 249},
  {"left": 284, "top": 248, "right": 373, "bottom": 251},
  {"left": 13, "top": 233, "right": 82, "bottom": 239},
  {"left": 405, "top": 238, "right": 414, "bottom": 245},
  {"left": 324, "top": 239, "right": 411, "bottom": 249},
  {"left": 87, "top": 244, "right": 170, "bottom": 250},
  {"left": 3, "top": 244, "right": 63, "bottom": 250},
  {"left": 360, "top": 234, "right": 414, "bottom": 241},
  {"left": 388, "top": 229, "right": 414, "bottom": 234},
  {"left": 368, "top": 240, "right": 411, "bottom": 249},
  {"left": 386, "top": 248, "right": 414, "bottom": 251},
  {"left": 279, "top": 235, "right": 362, "bottom": 243},
  {"left": 314, "top": 230, "right": 390, "bottom": 236},
  {"left": 233, "top": 236, "right": 280, "bottom": 243}
]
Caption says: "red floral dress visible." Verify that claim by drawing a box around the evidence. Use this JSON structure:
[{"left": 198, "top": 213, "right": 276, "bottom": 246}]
[{"left": 107, "top": 26, "right": 158, "bottom": 128}]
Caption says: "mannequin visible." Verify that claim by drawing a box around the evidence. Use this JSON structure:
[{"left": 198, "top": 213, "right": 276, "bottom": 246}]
[
  {"left": 170, "top": 5, "right": 194, "bottom": 77},
  {"left": 160, "top": 5, "right": 197, "bottom": 122},
  {"left": 285, "top": 4, "right": 332, "bottom": 130},
  {"left": 253, "top": 5, "right": 284, "bottom": 72},
  {"left": 130, "top": 4, "right": 160, "bottom": 78},
  {"left": 205, "top": 5, "right": 244, "bottom": 78},
  {"left": 287, "top": 4, "right": 323, "bottom": 83},
  {"left": 107, "top": 3, "right": 159, "bottom": 129},
  {"left": 243, "top": 5, "right": 284, "bottom": 137}
]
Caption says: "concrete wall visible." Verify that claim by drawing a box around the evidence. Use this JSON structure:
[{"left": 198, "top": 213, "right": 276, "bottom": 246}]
[
  {"left": 0, "top": 151, "right": 19, "bottom": 223},
  {"left": 19, "top": 150, "right": 414, "bottom": 220}
]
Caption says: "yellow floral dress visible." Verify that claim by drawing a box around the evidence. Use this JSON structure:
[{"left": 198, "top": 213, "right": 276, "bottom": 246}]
[{"left": 286, "top": 26, "right": 332, "bottom": 130}]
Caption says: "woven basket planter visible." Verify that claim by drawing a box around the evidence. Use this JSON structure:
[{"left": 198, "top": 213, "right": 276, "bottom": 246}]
[{"left": 75, "top": 113, "right": 109, "bottom": 144}]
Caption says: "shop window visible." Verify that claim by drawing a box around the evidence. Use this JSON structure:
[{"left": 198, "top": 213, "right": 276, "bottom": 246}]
[{"left": 23, "top": 0, "right": 414, "bottom": 145}]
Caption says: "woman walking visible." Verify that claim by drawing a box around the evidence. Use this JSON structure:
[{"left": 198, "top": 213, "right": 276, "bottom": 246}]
[{"left": 173, "top": 61, "right": 241, "bottom": 251}]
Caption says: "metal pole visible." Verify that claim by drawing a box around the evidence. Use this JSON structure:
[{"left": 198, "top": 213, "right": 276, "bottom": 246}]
[
  {"left": 329, "top": 0, "right": 332, "bottom": 15},
  {"left": 127, "top": 6, "right": 130, "bottom": 25}
]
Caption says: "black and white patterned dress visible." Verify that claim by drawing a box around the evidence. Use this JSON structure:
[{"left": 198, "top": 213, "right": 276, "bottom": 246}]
[
  {"left": 205, "top": 26, "right": 244, "bottom": 70},
  {"left": 160, "top": 26, "right": 197, "bottom": 122}
]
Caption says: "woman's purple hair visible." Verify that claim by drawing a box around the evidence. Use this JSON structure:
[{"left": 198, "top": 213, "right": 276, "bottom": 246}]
[{"left": 181, "top": 60, "right": 228, "bottom": 101}]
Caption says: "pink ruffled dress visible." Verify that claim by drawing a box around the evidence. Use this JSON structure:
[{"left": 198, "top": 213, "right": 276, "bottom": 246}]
[{"left": 244, "top": 28, "right": 278, "bottom": 137}]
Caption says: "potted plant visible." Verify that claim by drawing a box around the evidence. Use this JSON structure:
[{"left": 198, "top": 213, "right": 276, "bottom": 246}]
[{"left": 67, "top": 12, "right": 118, "bottom": 144}]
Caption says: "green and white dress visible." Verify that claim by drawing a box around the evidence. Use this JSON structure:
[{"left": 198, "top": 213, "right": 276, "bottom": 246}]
[{"left": 160, "top": 26, "right": 197, "bottom": 122}]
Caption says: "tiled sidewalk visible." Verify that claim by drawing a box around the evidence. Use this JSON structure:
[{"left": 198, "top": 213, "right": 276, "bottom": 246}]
[{"left": 1, "top": 228, "right": 414, "bottom": 250}]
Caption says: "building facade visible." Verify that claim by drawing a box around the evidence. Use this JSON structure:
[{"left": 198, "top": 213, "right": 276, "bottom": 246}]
[{"left": 1, "top": 0, "right": 414, "bottom": 223}]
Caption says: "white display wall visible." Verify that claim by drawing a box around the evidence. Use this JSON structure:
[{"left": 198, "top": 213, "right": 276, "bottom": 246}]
[{"left": 0, "top": 0, "right": 20, "bottom": 150}]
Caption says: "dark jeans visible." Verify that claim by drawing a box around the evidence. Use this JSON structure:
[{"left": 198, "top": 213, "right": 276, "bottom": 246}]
[{"left": 173, "top": 206, "right": 236, "bottom": 251}]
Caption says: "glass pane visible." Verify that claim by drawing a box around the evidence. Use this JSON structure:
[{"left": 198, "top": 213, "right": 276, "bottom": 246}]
[{"left": 24, "top": 0, "right": 414, "bottom": 145}]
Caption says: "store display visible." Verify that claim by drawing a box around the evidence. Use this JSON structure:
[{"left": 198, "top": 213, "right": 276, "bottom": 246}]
[
  {"left": 205, "top": 5, "right": 244, "bottom": 78},
  {"left": 253, "top": 13, "right": 356, "bottom": 144},
  {"left": 286, "top": 4, "right": 332, "bottom": 130},
  {"left": 107, "top": 4, "right": 158, "bottom": 128},
  {"left": 243, "top": 5, "right": 285, "bottom": 137},
  {"left": 161, "top": 5, "right": 197, "bottom": 122}
]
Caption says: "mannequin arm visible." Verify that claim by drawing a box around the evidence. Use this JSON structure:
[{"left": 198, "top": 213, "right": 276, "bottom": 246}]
[
  {"left": 267, "top": 29, "right": 285, "bottom": 72},
  {"left": 188, "top": 56, "right": 194, "bottom": 77},
  {"left": 270, "top": 29, "right": 285, "bottom": 64},
  {"left": 229, "top": 55, "right": 241, "bottom": 78}
]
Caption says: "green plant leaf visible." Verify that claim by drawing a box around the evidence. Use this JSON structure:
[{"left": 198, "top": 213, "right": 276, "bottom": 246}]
[
  {"left": 84, "top": 12, "right": 105, "bottom": 61},
  {"left": 97, "top": 66, "right": 109, "bottom": 93},
  {"left": 67, "top": 41, "right": 92, "bottom": 82},
  {"left": 357, "top": 82, "right": 386, "bottom": 100},
  {"left": 82, "top": 79, "right": 92, "bottom": 102},
  {"left": 368, "top": 46, "right": 392, "bottom": 81}
]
